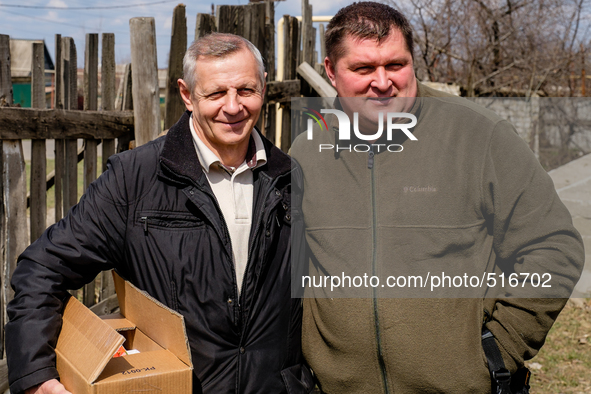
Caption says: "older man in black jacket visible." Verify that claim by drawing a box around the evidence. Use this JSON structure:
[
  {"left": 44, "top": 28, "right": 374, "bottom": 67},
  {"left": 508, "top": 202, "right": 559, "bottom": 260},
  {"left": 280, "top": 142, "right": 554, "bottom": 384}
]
[{"left": 6, "top": 33, "right": 312, "bottom": 394}]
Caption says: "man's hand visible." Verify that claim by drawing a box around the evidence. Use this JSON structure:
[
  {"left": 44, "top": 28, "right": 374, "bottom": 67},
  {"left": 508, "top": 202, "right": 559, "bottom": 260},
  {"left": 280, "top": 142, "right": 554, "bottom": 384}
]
[{"left": 25, "top": 379, "right": 72, "bottom": 394}]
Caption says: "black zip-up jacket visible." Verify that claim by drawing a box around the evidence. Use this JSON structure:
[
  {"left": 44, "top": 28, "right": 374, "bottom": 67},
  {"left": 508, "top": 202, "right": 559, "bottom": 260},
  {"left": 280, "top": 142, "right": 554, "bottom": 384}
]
[{"left": 6, "top": 111, "right": 313, "bottom": 394}]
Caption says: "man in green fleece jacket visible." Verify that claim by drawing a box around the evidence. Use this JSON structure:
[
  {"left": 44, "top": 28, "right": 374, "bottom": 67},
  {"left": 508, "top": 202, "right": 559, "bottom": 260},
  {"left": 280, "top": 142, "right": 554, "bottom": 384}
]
[{"left": 289, "top": 2, "right": 585, "bottom": 393}]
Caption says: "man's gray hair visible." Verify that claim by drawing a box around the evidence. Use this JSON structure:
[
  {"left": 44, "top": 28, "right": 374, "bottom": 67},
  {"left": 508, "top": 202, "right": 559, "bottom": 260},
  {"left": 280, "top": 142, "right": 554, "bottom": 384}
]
[{"left": 182, "top": 33, "right": 265, "bottom": 93}]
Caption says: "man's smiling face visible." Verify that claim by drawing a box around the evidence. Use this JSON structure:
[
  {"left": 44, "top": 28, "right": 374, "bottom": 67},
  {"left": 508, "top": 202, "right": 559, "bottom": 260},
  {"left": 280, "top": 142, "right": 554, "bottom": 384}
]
[
  {"left": 325, "top": 27, "right": 417, "bottom": 131},
  {"left": 180, "top": 48, "right": 265, "bottom": 155},
  {"left": 325, "top": 27, "right": 417, "bottom": 100}
]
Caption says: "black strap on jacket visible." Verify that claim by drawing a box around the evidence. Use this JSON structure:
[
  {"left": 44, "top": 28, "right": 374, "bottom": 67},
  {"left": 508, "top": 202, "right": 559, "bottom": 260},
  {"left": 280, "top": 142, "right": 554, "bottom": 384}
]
[{"left": 482, "top": 328, "right": 531, "bottom": 394}]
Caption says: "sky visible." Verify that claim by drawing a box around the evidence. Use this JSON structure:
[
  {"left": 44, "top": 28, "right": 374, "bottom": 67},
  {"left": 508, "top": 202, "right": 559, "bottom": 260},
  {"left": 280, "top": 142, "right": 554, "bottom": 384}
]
[{"left": 0, "top": 0, "right": 358, "bottom": 70}]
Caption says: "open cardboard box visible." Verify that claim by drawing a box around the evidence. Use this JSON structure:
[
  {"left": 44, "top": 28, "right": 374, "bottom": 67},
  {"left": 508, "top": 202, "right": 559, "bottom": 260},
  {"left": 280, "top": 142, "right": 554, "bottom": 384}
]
[{"left": 55, "top": 272, "right": 193, "bottom": 393}]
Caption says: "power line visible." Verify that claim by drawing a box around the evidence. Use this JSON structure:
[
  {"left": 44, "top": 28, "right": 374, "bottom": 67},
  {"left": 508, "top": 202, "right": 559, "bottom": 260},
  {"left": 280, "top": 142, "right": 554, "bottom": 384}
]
[{"left": 0, "top": 0, "right": 179, "bottom": 10}]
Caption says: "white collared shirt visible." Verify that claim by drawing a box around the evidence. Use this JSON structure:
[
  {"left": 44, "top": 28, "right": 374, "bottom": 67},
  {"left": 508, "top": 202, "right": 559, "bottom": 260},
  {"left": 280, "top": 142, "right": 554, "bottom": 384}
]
[{"left": 189, "top": 114, "right": 267, "bottom": 295}]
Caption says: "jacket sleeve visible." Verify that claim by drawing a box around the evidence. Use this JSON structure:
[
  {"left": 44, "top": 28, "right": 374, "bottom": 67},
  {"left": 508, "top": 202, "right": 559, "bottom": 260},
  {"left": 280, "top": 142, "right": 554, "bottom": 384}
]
[
  {"left": 481, "top": 120, "right": 585, "bottom": 372},
  {"left": 6, "top": 154, "right": 129, "bottom": 394}
]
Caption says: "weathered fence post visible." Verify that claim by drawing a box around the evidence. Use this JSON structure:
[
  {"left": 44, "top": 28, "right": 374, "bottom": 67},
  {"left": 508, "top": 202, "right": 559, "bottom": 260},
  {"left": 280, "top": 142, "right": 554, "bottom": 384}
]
[
  {"left": 60, "top": 36, "right": 80, "bottom": 300},
  {"left": 301, "top": 0, "right": 314, "bottom": 66},
  {"left": 281, "top": 16, "right": 300, "bottom": 152},
  {"left": 101, "top": 33, "right": 116, "bottom": 167},
  {"left": 83, "top": 33, "right": 99, "bottom": 307},
  {"left": 61, "top": 37, "right": 78, "bottom": 216},
  {"left": 0, "top": 35, "right": 29, "bottom": 359},
  {"left": 0, "top": 33, "right": 10, "bottom": 360},
  {"left": 195, "top": 13, "right": 216, "bottom": 39},
  {"left": 165, "top": 4, "right": 187, "bottom": 131},
  {"left": 217, "top": 5, "right": 245, "bottom": 36},
  {"left": 264, "top": 1, "right": 276, "bottom": 143},
  {"left": 130, "top": 17, "right": 161, "bottom": 146},
  {"left": 83, "top": 33, "right": 98, "bottom": 193},
  {"left": 98, "top": 34, "right": 118, "bottom": 307},
  {"left": 245, "top": 2, "right": 267, "bottom": 133},
  {"left": 54, "top": 34, "right": 64, "bottom": 222},
  {"left": 30, "top": 42, "right": 47, "bottom": 242}
]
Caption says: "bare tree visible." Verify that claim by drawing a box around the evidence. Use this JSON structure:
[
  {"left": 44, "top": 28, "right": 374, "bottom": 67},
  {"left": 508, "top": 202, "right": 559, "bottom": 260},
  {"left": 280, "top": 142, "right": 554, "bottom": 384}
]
[{"left": 388, "top": 0, "right": 590, "bottom": 96}]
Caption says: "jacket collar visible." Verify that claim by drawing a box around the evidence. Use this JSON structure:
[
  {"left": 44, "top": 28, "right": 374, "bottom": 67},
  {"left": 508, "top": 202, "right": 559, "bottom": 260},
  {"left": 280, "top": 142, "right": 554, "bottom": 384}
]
[{"left": 159, "top": 110, "right": 292, "bottom": 187}]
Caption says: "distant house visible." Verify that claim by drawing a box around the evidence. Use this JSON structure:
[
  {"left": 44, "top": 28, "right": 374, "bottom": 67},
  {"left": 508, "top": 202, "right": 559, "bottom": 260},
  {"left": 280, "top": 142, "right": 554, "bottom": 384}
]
[{"left": 9, "top": 39, "right": 55, "bottom": 108}]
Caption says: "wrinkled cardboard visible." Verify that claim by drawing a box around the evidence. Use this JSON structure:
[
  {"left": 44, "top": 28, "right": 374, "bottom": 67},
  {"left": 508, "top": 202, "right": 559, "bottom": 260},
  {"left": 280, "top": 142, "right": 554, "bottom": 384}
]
[{"left": 55, "top": 272, "right": 193, "bottom": 393}]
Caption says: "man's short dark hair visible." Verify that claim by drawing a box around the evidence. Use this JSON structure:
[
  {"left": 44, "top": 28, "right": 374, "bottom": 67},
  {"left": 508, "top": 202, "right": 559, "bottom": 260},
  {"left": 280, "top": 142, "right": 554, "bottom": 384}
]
[{"left": 325, "top": 1, "right": 414, "bottom": 63}]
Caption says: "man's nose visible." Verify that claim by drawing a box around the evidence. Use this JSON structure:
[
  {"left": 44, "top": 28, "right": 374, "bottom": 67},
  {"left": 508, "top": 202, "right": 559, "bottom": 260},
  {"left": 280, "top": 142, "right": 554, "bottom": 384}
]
[
  {"left": 223, "top": 92, "right": 242, "bottom": 114},
  {"left": 371, "top": 67, "right": 392, "bottom": 92}
]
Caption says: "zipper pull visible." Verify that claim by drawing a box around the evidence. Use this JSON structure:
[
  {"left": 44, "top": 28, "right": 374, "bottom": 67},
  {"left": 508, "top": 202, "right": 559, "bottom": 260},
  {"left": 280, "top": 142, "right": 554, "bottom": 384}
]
[
  {"left": 141, "top": 216, "right": 149, "bottom": 234},
  {"left": 368, "top": 150, "right": 375, "bottom": 169}
]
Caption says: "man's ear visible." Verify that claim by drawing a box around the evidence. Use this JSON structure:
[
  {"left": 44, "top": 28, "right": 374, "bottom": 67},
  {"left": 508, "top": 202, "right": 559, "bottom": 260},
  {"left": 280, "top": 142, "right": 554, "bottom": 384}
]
[
  {"left": 262, "top": 72, "right": 268, "bottom": 96},
  {"left": 178, "top": 79, "right": 194, "bottom": 111},
  {"left": 324, "top": 57, "right": 337, "bottom": 88}
]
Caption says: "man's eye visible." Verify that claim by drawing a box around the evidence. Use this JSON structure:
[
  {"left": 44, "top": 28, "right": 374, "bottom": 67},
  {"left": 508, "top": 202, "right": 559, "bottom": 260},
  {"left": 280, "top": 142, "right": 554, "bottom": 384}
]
[
  {"left": 354, "top": 66, "right": 371, "bottom": 72},
  {"left": 208, "top": 91, "right": 224, "bottom": 98},
  {"left": 239, "top": 88, "right": 256, "bottom": 95},
  {"left": 386, "top": 63, "right": 403, "bottom": 70}
]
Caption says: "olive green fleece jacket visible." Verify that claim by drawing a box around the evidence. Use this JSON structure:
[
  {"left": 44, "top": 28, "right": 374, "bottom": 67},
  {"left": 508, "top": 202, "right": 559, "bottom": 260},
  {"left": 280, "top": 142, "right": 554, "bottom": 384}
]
[{"left": 290, "top": 82, "right": 584, "bottom": 393}]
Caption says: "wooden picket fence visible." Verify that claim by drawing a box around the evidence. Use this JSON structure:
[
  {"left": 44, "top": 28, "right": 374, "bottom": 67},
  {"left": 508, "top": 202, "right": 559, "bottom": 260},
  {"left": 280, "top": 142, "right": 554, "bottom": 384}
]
[{"left": 0, "top": 0, "right": 332, "bottom": 390}]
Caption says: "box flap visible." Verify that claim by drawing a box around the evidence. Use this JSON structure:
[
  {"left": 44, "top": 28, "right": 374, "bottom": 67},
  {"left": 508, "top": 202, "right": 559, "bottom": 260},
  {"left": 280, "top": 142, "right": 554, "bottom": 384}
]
[
  {"left": 101, "top": 313, "right": 136, "bottom": 332},
  {"left": 56, "top": 295, "right": 125, "bottom": 383},
  {"left": 113, "top": 272, "right": 192, "bottom": 367}
]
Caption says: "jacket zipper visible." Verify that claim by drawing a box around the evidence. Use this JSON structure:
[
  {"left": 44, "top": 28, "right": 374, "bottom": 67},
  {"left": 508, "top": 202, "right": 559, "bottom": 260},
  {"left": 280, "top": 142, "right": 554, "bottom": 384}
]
[
  {"left": 240, "top": 174, "right": 285, "bottom": 304},
  {"left": 159, "top": 163, "right": 238, "bottom": 300},
  {"left": 140, "top": 216, "right": 149, "bottom": 233},
  {"left": 369, "top": 149, "right": 390, "bottom": 394}
]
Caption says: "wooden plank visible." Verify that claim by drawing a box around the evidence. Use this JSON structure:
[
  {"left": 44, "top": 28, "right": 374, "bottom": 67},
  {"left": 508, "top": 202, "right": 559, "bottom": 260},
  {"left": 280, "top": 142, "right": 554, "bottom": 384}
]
[
  {"left": 165, "top": 4, "right": 187, "bottom": 131},
  {"left": 264, "top": 0, "right": 276, "bottom": 143},
  {"left": 54, "top": 139, "right": 64, "bottom": 221},
  {"left": 0, "top": 359, "right": 8, "bottom": 392},
  {"left": 90, "top": 292, "right": 119, "bottom": 316},
  {"left": 83, "top": 32, "right": 99, "bottom": 192},
  {"left": 280, "top": 101, "right": 292, "bottom": 153},
  {"left": 118, "top": 63, "right": 134, "bottom": 153},
  {"left": 1, "top": 35, "right": 28, "bottom": 342},
  {"left": 54, "top": 35, "right": 64, "bottom": 221},
  {"left": 312, "top": 26, "right": 317, "bottom": 66},
  {"left": 266, "top": 80, "right": 301, "bottom": 104},
  {"left": 1, "top": 139, "right": 28, "bottom": 330},
  {"left": 84, "top": 34, "right": 98, "bottom": 111},
  {"left": 61, "top": 37, "right": 78, "bottom": 225},
  {"left": 64, "top": 138, "right": 77, "bottom": 214},
  {"left": 280, "top": 18, "right": 300, "bottom": 152},
  {"left": 319, "top": 23, "right": 326, "bottom": 62},
  {"left": 30, "top": 42, "right": 47, "bottom": 242},
  {"left": 289, "top": 17, "right": 300, "bottom": 80},
  {"left": 297, "top": 62, "right": 337, "bottom": 97},
  {"left": 301, "top": 0, "right": 314, "bottom": 66},
  {"left": 0, "top": 33, "right": 11, "bottom": 359},
  {"left": 83, "top": 40, "right": 98, "bottom": 306},
  {"left": 215, "top": 5, "right": 231, "bottom": 33},
  {"left": 100, "top": 268, "right": 116, "bottom": 302},
  {"left": 82, "top": 35, "right": 98, "bottom": 307},
  {"left": 101, "top": 33, "right": 116, "bottom": 170},
  {"left": 130, "top": 17, "right": 161, "bottom": 146},
  {"left": 0, "top": 108, "right": 134, "bottom": 139},
  {"left": 121, "top": 63, "right": 133, "bottom": 111},
  {"left": 315, "top": 62, "right": 328, "bottom": 82},
  {"left": 195, "top": 13, "right": 216, "bottom": 39},
  {"left": 247, "top": 3, "right": 267, "bottom": 133},
  {"left": 101, "top": 34, "right": 116, "bottom": 112},
  {"left": 216, "top": 5, "right": 244, "bottom": 36},
  {"left": 265, "top": 1, "right": 275, "bottom": 81}
]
